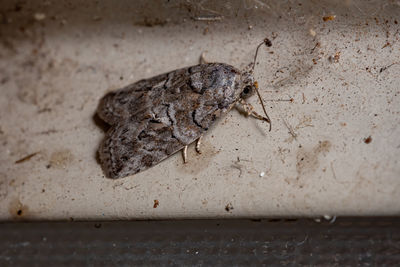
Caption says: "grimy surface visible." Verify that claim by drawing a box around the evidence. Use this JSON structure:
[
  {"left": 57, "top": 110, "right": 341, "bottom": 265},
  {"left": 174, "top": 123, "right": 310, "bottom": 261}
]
[{"left": 0, "top": 0, "right": 399, "bottom": 220}]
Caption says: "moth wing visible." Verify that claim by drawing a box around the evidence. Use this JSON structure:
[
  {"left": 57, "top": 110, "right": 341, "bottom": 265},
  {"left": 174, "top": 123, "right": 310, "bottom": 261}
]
[
  {"left": 97, "top": 73, "right": 169, "bottom": 125},
  {"left": 99, "top": 118, "right": 184, "bottom": 179},
  {"left": 97, "top": 63, "right": 242, "bottom": 178}
]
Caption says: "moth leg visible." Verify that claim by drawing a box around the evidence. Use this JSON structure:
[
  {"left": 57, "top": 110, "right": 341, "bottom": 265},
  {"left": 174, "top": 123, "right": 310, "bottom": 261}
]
[
  {"left": 182, "top": 145, "right": 188, "bottom": 163},
  {"left": 238, "top": 99, "right": 271, "bottom": 123},
  {"left": 195, "top": 135, "right": 203, "bottom": 154}
]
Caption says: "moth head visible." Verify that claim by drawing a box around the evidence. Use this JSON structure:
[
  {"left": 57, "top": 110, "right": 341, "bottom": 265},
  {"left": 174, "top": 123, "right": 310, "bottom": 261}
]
[
  {"left": 240, "top": 78, "right": 257, "bottom": 100},
  {"left": 240, "top": 38, "right": 273, "bottom": 131}
]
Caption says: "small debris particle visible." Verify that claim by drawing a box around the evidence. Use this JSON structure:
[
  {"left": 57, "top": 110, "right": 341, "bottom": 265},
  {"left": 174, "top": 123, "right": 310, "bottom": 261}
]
[
  {"left": 15, "top": 152, "right": 39, "bottom": 164},
  {"left": 382, "top": 42, "right": 390, "bottom": 49},
  {"left": 34, "top": 13, "right": 46, "bottom": 21},
  {"left": 323, "top": 214, "right": 332, "bottom": 220},
  {"left": 323, "top": 15, "right": 336, "bottom": 22},
  {"left": 329, "top": 52, "right": 341, "bottom": 63},
  {"left": 225, "top": 203, "right": 234, "bottom": 212},
  {"left": 259, "top": 172, "right": 265, "bottom": 177},
  {"left": 380, "top": 63, "right": 397, "bottom": 73},
  {"left": 153, "top": 199, "right": 159, "bottom": 208},
  {"left": 309, "top": 29, "right": 316, "bottom": 37},
  {"left": 364, "top": 136, "right": 372, "bottom": 144},
  {"left": 311, "top": 42, "right": 320, "bottom": 53},
  {"left": 264, "top": 38, "right": 272, "bottom": 47},
  {"left": 334, "top": 52, "right": 340, "bottom": 62}
]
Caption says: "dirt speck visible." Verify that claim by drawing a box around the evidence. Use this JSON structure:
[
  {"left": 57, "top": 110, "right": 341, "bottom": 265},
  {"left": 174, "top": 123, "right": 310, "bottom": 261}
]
[
  {"left": 364, "top": 136, "right": 372, "bottom": 144},
  {"left": 153, "top": 199, "right": 159, "bottom": 208},
  {"left": 225, "top": 203, "right": 234, "bottom": 212},
  {"left": 323, "top": 15, "right": 336, "bottom": 22},
  {"left": 8, "top": 198, "right": 29, "bottom": 219},
  {"left": 15, "top": 152, "right": 39, "bottom": 164},
  {"left": 329, "top": 52, "right": 341, "bottom": 63}
]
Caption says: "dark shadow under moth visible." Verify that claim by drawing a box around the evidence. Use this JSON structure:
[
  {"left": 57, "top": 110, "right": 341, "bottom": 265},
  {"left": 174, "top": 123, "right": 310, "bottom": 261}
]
[{"left": 97, "top": 39, "right": 272, "bottom": 179}]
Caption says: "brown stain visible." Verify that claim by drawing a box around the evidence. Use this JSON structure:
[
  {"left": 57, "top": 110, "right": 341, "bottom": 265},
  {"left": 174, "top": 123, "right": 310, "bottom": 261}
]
[
  {"left": 48, "top": 149, "right": 74, "bottom": 169},
  {"left": 296, "top": 140, "right": 332, "bottom": 178},
  {"left": 177, "top": 140, "right": 218, "bottom": 175},
  {"left": 8, "top": 198, "right": 29, "bottom": 220}
]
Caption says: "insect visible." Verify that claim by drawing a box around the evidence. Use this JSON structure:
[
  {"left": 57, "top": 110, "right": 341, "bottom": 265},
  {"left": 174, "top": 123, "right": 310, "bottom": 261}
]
[{"left": 97, "top": 38, "right": 272, "bottom": 179}]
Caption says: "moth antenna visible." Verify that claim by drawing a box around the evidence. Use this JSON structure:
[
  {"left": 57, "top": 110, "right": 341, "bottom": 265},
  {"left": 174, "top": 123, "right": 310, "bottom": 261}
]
[
  {"left": 252, "top": 38, "right": 272, "bottom": 131},
  {"left": 254, "top": 81, "right": 272, "bottom": 132},
  {"left": 252, "top": 38, "right": 272, "bottom": 72}
]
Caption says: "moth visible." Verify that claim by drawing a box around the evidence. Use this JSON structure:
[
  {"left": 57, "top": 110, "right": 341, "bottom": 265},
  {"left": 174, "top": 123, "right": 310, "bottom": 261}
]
[{"left": 97, "top": 39, "right": 272, "bottom": 179}]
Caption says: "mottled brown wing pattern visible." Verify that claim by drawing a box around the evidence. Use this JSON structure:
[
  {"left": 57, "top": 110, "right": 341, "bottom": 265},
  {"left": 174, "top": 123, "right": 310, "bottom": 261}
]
[
  {"left": 97, "top": 73, "right": 169, "bottom": 125},
  {"left": 97, "top": 63, "right": 242, "bottom": 178},
  {"left": 99, "top": 118, "right": 184, "bottom": 179}
]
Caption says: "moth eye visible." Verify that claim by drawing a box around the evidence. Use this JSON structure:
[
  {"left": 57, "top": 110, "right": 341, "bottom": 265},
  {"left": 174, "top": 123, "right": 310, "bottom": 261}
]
[{"left": 243, "top": 85, "right": 252, "bottom": 95}]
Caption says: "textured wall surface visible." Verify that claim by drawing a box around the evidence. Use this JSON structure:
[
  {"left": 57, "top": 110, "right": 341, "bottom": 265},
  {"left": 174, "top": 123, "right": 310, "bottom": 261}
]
[{"left": 0, "top": 0, "right": 399, "bottom": 220}]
